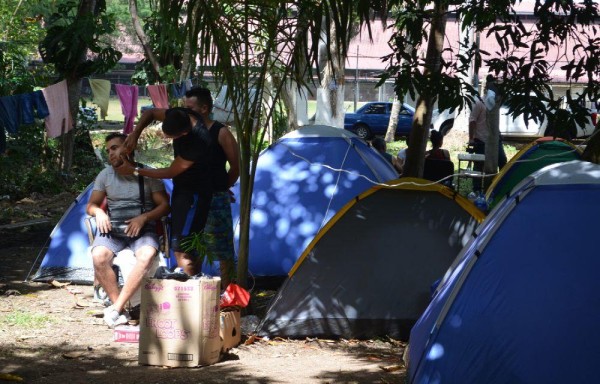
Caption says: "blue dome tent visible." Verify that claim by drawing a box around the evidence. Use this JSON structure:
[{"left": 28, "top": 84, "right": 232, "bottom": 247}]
[
  {"left": 29, "top": 179, "right": 176, "bottom": 284},
  {"left": 407, "top": 160, "right": 600, "bottom": 384},
  {"left": 256, "top": 180, "right": 484, "bottom": 340},
  {"left": 230, "top": 125, "right": 398, "bottom": 278}
]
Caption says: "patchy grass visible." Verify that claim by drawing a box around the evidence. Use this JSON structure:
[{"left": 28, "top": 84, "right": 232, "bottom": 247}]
[{"left": 0, "top": 310, "right": 54, "bottom": 328}]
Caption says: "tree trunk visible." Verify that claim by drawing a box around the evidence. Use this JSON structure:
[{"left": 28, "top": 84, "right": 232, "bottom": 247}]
[
  {"left": 403, "top": 0, "right": 448, "bottom": 177},
  {"left": 581, "top": 127, "right": 600, "bottom": 163},
  {"left": 263, "top": 73, "right": 275, "bottom": 143},
  {"left": 180, "top": 0, "right": 201, "bottom": 82},
  {"left": 315, "top": 17, "right": 345, "bottom": 128},
  {"left": 453, "top": 19, "right": 475, "bottom": 134},
  {"left": 129, "top": 0, "right": 161, "bottom": 81},
  {"left": 62, "top": 0, "right": 98, "bottom": 174},
  {"left": 279, "top": 80, "right": 299, "bottom": 132},
  {"left": 484, "top": 96, "right": 501, "bottom": 179},
  {"left": 295, "top": 86, "right": 309, "bottom": 127},
  {"left": 385, "top": 96, "right": 401, "bottom": 142}
]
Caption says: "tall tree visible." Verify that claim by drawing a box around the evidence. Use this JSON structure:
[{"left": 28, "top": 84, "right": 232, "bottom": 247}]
[
  {"left": 182, "top": 0, "right": 388, "bottom": 287},
  {"left": 0, "top": 0, "right": 48, "bottom": 95},
  {"left": 129, "top": 0, "right": 161, "bottom": 81},
  {"left": 39, "top": 0, "right": 121, "bottom": 172},
  {"left": 383, "top": 0, "right": 600, "bottom": 178}
]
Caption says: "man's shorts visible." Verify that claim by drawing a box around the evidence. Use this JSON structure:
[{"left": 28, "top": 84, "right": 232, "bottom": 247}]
[
  {"left": 91, "top": 231, "right": 160, "bottom": 255},
  {"left": 204, "top": 191, "right": 235, "bottom": 261},
  {"left": 170, "top": 187, "right": 212, "bottom": 253}
]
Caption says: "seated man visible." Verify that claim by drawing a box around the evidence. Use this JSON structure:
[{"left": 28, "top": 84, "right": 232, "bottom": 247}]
[
  {"left": 372, "top": 137, "right": 403, "bottom": 174},
  {"left": 87, "top": 132, "right": 170, "bottom": 328},
  {"left": 426, "top": 130, "right": 451, "bottom": 161}
]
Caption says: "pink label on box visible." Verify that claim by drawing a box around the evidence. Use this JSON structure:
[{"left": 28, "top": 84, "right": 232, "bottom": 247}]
[
  {"left": 114, "top": 326, "right": 140, "bottom": 343},
  {"left": 174, "top": 285, "right": 195, "bottom": 292},
  {"left": 145, "top": 316, "right": 190, "bottom": 340},
  {"left": 202, "top": 282, "right": 218, "bottom": 291},
  {"left": 176, "top": 293, "right": 192, "bottom": 301},
  {"left": 144, "top": 281, "right": 164, "bottom": 292}
]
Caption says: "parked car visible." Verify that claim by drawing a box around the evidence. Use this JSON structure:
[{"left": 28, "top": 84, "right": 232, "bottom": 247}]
[
  {"left": 498, "top": 106, "right": 597, "bottom": 138},
  {"left": 440, "top": 102, "right": 597, "bottom": 139},
  {"left": 343, "top": 102, "right": 454, "bottom": 139}
]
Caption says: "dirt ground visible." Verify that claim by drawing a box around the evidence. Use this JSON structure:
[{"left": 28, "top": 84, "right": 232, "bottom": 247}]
[{"left": 0, "top": 193, "right": 406, "bottom": 384}]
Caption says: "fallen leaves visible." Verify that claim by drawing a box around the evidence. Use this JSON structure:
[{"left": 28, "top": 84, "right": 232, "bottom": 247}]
[
  {"left": 379, "top": 364, "right": 404, "bottom": 372},
  {"left": 62, "top": 351, "right": 86, "bottom": 359},
  {"left": 48, "top": 280, "right": 71, "bottom": 288},
  {"left": 0, "top": 373, "right": 24, "bottom": 382}
]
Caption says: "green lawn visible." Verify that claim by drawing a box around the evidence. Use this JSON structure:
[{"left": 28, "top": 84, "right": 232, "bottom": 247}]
[{"left": 87, "top": 96, "right": 153, "bottom": 123}]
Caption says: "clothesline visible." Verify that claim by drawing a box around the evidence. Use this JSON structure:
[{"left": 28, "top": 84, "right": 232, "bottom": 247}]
[
  {"left": 87, "top": 78, "right": 195, "bottom": 132},
  {"left": 0, "top": 77, "right": 198, "bottom": 153}
]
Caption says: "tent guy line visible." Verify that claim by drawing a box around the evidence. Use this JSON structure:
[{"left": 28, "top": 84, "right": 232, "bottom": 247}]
[{"left": 281, "top": 135, "right": 590, "bottom": 189}]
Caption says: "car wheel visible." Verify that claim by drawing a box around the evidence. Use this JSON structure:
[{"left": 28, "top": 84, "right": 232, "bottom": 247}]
[
  {"left": 440, "top": 120, "right": 454, "bottom": 136},
  {"left": 354, "top": 124, "right": 371, "bottom": 139}
]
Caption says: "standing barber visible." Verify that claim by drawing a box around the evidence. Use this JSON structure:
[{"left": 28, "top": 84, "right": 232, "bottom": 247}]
[
  {"left": 184, "top": 87, "right": 240, "bottom": 290},
  {"left": 120, "top": 108, "right": 212, "bottom": 276}
]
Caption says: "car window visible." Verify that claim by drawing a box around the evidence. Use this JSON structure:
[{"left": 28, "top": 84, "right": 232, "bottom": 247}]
[{"left": 363, "top": 104, "right": 387, "bottom": 114}]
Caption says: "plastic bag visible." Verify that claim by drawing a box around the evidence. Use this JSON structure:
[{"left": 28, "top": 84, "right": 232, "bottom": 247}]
[{"left": 220, "top": 283, "right": 250, "bottom": 308}]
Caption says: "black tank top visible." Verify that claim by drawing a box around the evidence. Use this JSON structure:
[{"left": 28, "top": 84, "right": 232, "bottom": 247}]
[{"left": 208, "top": 121, "right": 229, "bottom": 192}]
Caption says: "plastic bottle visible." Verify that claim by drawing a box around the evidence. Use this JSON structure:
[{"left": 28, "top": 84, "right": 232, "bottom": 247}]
[
  {"left": 474, "top": 192, "right": 488, "bottom": 212},
  {"left": 467, "top": 191, "right": 477, "bottom": 203}
]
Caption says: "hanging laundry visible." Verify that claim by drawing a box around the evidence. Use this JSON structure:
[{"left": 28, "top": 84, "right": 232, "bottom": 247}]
[
  {"left": 89, "top": 79, "right": 111, "bottom": 119},
  {"left": 41, "top": 80, "right": 74, "bottom": 138},
  {"left": 115, "top": 84, "right": 138, "bottom": 134},
  {"left": 147, "top": 84, "right": 169, "bottom": 109},
  {"left": 0, "top": 95, "right": 21, "bottom": 154},
  {"left": 0, "top": 128, "right": 5, "bottom": 154},
  {"left": 20, "top": 91, "right": 50, "bottom": 125},
  {"left": 171, "top": 82, "right": 187, "bottom": 99},
  {"left": 0, "top": 95, "right": 21, "bottom": 135},
  {"left": 184, "top": 79, "right": 194, "bottom": 92}
]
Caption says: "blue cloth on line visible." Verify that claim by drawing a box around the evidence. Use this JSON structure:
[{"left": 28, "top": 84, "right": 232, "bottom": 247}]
[
  {"left": 20, "top": 91, "right": 50, "bottom": 125},
  {"left": 0, "top": 126, "right": 5, "bottom": 154},
  {"left": 171, "top": 82, "right": 186, "bottom": 99},
  {"left": 0, "top": 95, "right": 21, "bottom": 135}
]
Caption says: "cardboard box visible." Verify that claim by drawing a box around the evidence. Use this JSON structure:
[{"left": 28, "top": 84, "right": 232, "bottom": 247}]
[
  {"left": 220, "top": 309, "right": 241, "bottom": 352},
  {"left": 114, "top": 325, "right": 140, "bottom": 343},
  {"left": 138, "top": 277, "right": 221, "bottom": 367}
]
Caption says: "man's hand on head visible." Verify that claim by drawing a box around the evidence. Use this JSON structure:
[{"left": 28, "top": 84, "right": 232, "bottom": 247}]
[{"left": 122, "top": 134, "right": 139, "bottom": 155}]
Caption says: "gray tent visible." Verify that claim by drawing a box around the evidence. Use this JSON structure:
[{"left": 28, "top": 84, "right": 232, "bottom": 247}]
[{"left": 256, "top": 179, "right": 484, "bottom": 340}]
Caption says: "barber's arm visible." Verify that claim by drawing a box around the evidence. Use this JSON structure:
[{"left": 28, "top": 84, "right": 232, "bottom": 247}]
[
  {"left": 219, "top": 127, "right": 240, "bottom": 187},
  {"left": 123, "top": 108, "right": 167, "bottom": 154},
  {"left": 116, "top": 156, "right": 193, "bottom": 179},
  {"left": 86, "top": 190, "right": 111, "bottom": 234},
  {"left": 125, "top": 190, "right": 170, "bottom": 237}
]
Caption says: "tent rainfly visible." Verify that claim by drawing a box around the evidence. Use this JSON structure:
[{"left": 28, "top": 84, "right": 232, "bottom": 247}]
[
  {"left": 408, "top": 160, "right": 600, "bottom": 384},
  {"left": 230, "top": 125, "right": 398, "bottom": 278},
  {"left": 256, "top": 180, "right": 484, "bottom": 340}
]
